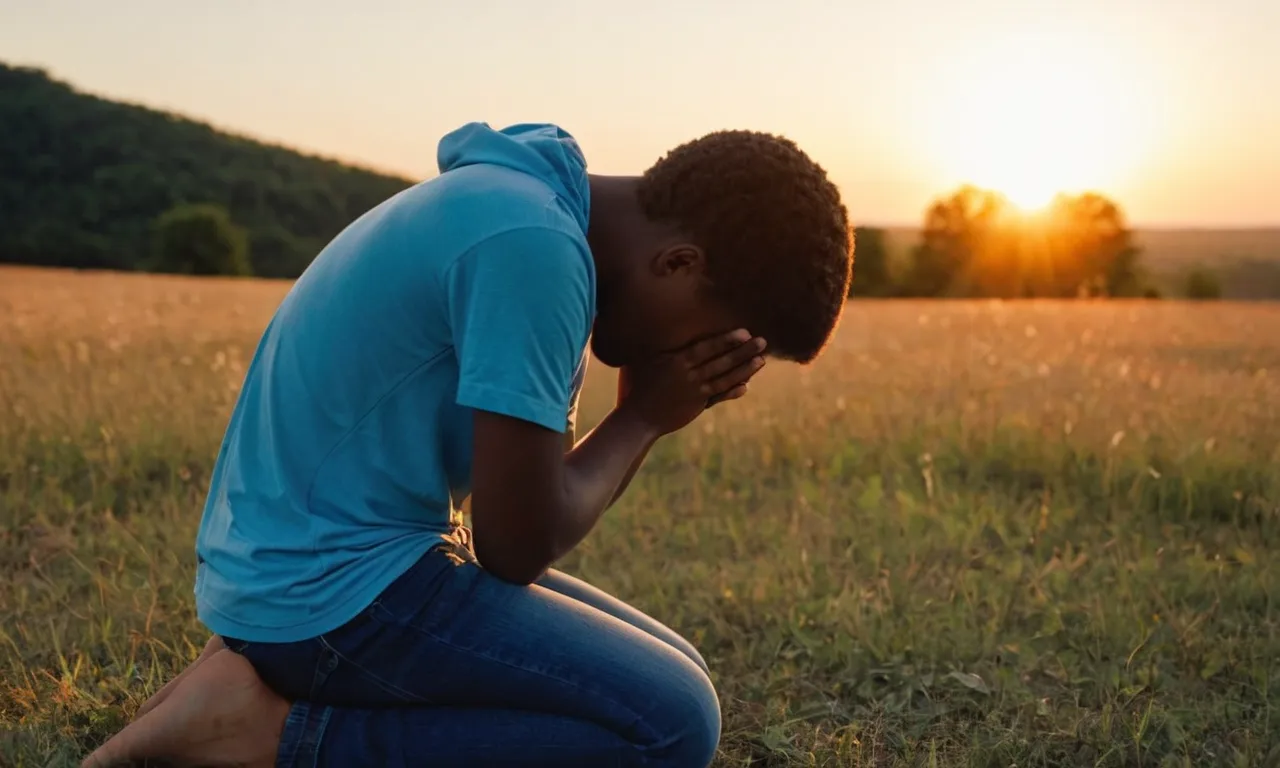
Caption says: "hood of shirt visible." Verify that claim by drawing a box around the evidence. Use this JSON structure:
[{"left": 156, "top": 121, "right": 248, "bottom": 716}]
[{"left": 437, "top": 122, "right": 590, "bottom": 233}]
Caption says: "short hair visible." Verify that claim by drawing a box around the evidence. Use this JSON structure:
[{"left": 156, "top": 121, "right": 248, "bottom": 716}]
[{"left": 636, "top": 130, "right": 852, "bottom": 363}]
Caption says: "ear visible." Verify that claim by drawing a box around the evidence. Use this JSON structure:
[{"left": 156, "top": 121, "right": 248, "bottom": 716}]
[{"left": 649, "top": 243, "right": 706, "bottom": 278}]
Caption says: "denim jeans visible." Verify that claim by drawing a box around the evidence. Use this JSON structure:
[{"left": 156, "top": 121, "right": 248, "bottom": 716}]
[{"left": 222, "top": 535, "right": 721, "bottom": 767}]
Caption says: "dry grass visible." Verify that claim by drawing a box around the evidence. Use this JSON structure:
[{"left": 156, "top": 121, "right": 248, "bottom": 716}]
[{"left": 2, "top": 265, "right": 1278, "bottom": 766}]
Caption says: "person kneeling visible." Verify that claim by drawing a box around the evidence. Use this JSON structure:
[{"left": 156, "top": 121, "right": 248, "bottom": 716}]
[{"left": 86, "top": 122, "right": 853, "bottom": 768}]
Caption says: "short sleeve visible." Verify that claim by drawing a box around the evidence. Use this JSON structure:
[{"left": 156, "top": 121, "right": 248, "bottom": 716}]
[
  {"left": 565, "top": 351, "right": 589, "bottom": 435},
  {"left": 446, "top": 227, "right": 593, "bottom": 433}
]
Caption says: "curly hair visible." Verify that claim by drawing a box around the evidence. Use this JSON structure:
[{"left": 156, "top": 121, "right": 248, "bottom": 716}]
[{"left": 636, "top": 130, "right": 852, "bottom": 363}]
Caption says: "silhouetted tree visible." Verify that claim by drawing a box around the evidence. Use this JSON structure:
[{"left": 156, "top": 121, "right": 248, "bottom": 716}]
[
  {"left": 1038, "top": 192, "right": 1145, "bottom": 297},
  {"left": 902, "top": 185, "right": 1148, "bottom": 298},
  {"left": 151, "top": 204, "right": 251, "bottom": 276},
  {"left": 901, "top": 186, "right": 1010, "bottom": 297},
  {"left": 849, "top": 226, "right": 892, "bottom": 297}
]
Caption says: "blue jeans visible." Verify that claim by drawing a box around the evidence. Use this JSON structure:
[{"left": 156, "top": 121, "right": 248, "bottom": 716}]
[{"left": 222, "top": 539, "right": 721, "bottom": 767}]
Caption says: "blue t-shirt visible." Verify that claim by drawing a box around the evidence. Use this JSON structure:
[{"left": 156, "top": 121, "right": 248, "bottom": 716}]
[{"left": 194, "top": 123, "right": 595, "bottom": 642}]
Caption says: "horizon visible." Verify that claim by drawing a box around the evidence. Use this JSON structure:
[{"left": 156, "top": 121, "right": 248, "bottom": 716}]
[{"left": 3, "top": 0, "right": 1277, "bottom": 228}]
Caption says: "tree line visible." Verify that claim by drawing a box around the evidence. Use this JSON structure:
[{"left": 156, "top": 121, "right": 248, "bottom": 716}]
[{"left": 851, "top": 186, "right": 1220, "bottom": 300}]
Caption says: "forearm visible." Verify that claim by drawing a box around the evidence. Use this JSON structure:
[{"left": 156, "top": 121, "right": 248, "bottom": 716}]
[
  {"left": 609, "top": 446, "right": 652, "bottom": 507},
  {"left": 550, "top": 405, "right": 659, "bottom": 560},
  {"left": 605, "top": 370, "right": 652, "bottom": 505}
]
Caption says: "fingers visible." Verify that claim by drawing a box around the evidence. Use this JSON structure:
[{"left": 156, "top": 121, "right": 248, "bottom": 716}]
[
  {"left": 700, "top": 353, "right": 765, "bottom": 396},
  {"left": 689, "top": 336, "right": 766, "bottom": 387},
  {"left": 707, "top": 383, "right": 748, "bottom": 407},
  {"left": 681, "top": 328, "right": 752, "bottom": 367}
]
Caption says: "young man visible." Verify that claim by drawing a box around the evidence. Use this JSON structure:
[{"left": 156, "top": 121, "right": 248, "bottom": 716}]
[{"left": 87, "top": 122, "right": 852, "bottom": 768}]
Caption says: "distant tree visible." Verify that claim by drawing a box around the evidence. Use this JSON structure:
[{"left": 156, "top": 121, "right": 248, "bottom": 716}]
[
  {"left": 1040, "top": 192, "right": 1145, "bottom": 298},
  {"left": 1184, "top": 267, "right": 1223, "bottom": 300},
  {"left": 151, "top": 204, "right": 252, "bottom": 276},
  {"left": 849, "top": 226, "right": 892, "bottom": 297},
  {"left": 901, "top": 185, "right": 1146, "bottom": 299}
]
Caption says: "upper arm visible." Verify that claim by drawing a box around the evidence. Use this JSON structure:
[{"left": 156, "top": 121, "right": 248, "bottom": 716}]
[
  {"left": 446, "top": 228, "right": 593, "bottom": 581},
  {"left": 563, "top": 352, "right": 588, "bottom": 453}
]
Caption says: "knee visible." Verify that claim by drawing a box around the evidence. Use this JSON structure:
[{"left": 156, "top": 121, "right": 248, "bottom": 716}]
[
  {"left": 673, "top": 639, "right": 712, "bottom": 680},
  {"left": 687, "top": 647, "right": 712, "bottom": 679},
  {"left": 644, "top": 668, "right": 721, "bottom": 767},
  {"left": 657, "top": 631, "right": 711, "bottom": 680}
]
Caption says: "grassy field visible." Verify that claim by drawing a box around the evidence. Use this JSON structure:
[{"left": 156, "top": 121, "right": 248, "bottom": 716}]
[{"left": 1, "top": 265, "right": 1278, "bottom": 766}]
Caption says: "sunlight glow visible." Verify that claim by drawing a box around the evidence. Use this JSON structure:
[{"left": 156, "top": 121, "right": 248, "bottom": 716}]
[{"left": 926, "top": 27, "right": 1147, "bottom": 211}]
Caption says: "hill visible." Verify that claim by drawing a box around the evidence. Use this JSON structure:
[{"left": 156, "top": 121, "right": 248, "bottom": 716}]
[
  {"left": 880, "top": 226, "right": 1280, "bottom": 300},
  {"left": 0, "top": 62, "right": 414, "bottom": 277}
]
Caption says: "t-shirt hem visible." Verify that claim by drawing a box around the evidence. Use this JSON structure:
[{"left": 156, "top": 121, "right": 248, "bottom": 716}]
[{"left": 195, "top": 535, "right": 443, "bottom": 643}]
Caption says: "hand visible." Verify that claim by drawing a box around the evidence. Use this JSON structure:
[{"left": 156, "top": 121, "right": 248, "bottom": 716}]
[{"left": 617, "top": 329, "right": 767, "bottom": 436}]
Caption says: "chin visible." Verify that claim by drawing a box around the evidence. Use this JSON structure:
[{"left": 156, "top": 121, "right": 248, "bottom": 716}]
[{"left": 589, "top": 336, "right": 629, "bottom": 368}]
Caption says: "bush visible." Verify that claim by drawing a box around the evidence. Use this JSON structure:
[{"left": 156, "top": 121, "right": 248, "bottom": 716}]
[
  {"left": 1184, "top": 267, "right": 1222, "bottom": 300},
  {"left": 849, "top": 226, "right": 892, "bottom": 297},
  {"left": 150, "top": 204, "right": 251, "bottom": 276}
]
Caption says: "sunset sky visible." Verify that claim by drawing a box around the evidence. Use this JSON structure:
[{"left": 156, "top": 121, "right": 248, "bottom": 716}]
[{"left": 3, "top": 0, "right": 1276, "bottom": 226}]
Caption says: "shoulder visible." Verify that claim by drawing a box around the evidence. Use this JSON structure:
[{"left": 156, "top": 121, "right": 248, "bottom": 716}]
[
  {"left": 433, "top": 164, "right": 584, "bottom": 239},
  {"left": 379, "top": 165, "right": 588, "bottom": 282},
  {"left": 447, "top": 225, "right": 594, "bottom": 300},
  {"left": 336, "top": 164, "right": 589, "bottom": 292}
]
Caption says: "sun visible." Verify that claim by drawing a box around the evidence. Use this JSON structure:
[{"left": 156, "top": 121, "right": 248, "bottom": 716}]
[{"left": 925, "top": 28, "right": 1143, "bottom": 210}]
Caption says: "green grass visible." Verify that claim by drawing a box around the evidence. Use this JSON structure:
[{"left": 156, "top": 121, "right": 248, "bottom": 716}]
[{"left": 2, "top": 267, "right": 1279, "bottom": 766}]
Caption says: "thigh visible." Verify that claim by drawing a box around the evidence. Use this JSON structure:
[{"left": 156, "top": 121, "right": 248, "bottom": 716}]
[
  {"left": 311, "top": 551, "right": 720, "bottom": 754},
  {"left": 535, "top": 569, "right": 710, "bottom": 677}
]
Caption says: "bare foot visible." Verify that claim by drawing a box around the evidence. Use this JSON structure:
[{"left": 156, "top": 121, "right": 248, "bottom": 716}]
[
  {"left": 83, "top": 649, "right": 289, "bottom": 768},
  {"left": 134, "top": 635, "right": 226, "bottom": 720}
]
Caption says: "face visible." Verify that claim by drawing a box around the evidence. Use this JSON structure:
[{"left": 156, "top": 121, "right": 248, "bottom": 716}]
[{"left": 591, "top": 243, "right": 745, "bottom": 367}]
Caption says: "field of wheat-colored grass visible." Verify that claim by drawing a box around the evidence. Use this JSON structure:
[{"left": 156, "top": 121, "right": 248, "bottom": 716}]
[{"left": 2, "top": 265, "right": 1278, "bottom": 766}]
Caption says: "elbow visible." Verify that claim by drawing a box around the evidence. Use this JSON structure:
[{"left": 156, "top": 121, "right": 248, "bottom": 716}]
[
  {"left": 471, "top": 526, "right": 555, "bottom": 586},
  {"left": 476, "top": 552, "right": 544, "bottom": 586}
]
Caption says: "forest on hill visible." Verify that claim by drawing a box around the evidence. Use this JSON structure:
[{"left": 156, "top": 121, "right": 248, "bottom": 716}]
[{"left": 0, "top": 62, "right": 413, "bottom": 278}]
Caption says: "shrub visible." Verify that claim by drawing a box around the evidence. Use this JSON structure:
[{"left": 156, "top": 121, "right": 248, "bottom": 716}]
[{"left": 151, "top": 204, "right": 251, "bottom": 277}]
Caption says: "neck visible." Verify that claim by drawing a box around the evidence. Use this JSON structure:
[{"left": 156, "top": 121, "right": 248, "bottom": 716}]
[{"left": 586, "top": 175, "right": 647, "bottom": 301}]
